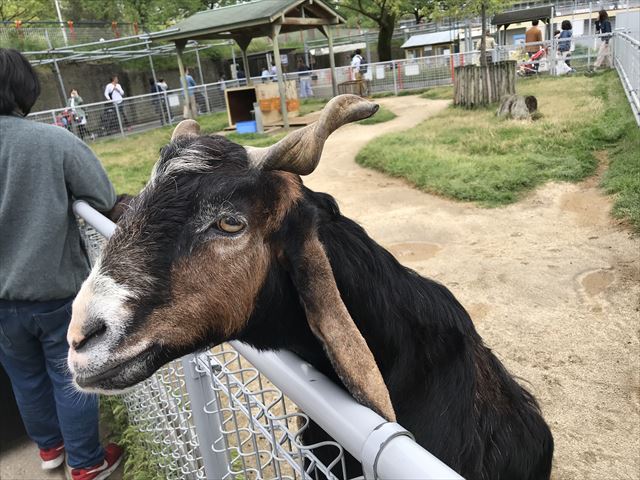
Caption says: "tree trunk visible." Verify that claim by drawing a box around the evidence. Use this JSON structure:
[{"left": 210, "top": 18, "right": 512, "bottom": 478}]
[
  {"left": 377, "top": 12, "right": 396, "bottom": 62},
  {"left": 480, "top": 3, "right": 487, "bottom": 67},
  {"left": 453, "top": 61, "right": 517, "bottom": 108}
]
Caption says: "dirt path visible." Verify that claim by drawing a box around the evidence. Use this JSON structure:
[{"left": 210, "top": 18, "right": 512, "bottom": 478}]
[{"left": 304, "top": 95, "right": 640, "bottom": 480}]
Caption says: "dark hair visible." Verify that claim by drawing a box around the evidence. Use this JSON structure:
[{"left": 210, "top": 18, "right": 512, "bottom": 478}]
[
  {"left": 532, "top": 19, "right": 539, "bottom": 26},
  {"left": 598, "top": 9, "right": 609, "bottom": 22},
  {"left": 561, "top": 20, "right": 572, "bottom": 30},
  {"left": 0, "top": 48, "right": 41, "bottom": 116},
  {"left": 355, "top": 49, "right": 361, "bottom": 55},
  {"left": 111, "top": 74, "right": 118, "bottom": 81},
  {"left": 158, "top": 77, "right": 164, "bottom": 82}
]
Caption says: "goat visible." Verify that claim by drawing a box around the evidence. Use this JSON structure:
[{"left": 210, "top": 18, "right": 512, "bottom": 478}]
[{"left": 67, "top": 94, "right": 553, "bottom": 480}]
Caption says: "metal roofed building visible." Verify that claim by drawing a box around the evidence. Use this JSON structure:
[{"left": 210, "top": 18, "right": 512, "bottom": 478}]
[
  {"left": 400, "top": 30, "right": 459, "bottom": 58},
  {"left": 149, "top": 0, "right": 346, "bottom": 127}
]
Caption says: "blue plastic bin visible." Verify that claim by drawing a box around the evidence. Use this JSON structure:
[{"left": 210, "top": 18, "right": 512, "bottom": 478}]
[{"left": 236, "top": 120, "right": 257, "bottom": 134}]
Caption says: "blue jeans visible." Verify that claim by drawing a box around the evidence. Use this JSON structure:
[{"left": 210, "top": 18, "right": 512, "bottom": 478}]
[{"left": 0, "top": 298, "right": 104, "bottom": 468}]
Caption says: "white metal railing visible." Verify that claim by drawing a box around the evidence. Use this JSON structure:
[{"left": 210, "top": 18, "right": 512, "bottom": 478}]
[
  {"left": 27, "top": 32, "right": 638, "bottom": 139},
  {"left": 74, "top": 200, "right": 462, "bottom": 480},
  {"left": 612, "top": 10, "right": 640, "bottom": 125}
]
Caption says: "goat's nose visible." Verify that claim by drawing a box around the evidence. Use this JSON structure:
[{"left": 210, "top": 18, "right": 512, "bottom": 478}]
[{"left": 69, "top": 318, "right": 107, "bottom": 352}]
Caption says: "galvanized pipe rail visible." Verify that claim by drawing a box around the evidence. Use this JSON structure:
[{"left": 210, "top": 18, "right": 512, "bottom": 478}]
[{"left": 73, "top": 200, "right": 463, "bottom": 480}]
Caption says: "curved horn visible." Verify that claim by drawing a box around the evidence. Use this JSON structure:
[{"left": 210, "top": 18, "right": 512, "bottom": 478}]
[
  {"left": 171, "top": 119, "right": 200, "bottom": 140},
  {"left": 246, "top": 94, "right": 379, "bottom": 175}
]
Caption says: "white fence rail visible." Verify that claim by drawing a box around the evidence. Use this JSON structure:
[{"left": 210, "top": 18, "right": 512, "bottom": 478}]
[
  {"left": 28, "top": 32, "right": 638, "bottom": 139},
  {"left": 74, "top": 200, "right": 462, "bottom": 480},
  {"left": 613, "top": 11, "right": 640, "bottom": 125}
]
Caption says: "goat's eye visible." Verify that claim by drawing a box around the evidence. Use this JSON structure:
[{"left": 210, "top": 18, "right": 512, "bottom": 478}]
[{"left": 217, "top": 216, "right": 245, "bottom": 234}]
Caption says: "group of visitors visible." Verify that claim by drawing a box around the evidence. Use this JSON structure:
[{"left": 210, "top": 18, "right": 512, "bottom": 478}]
[
  {"left": 60, "top": 69, "right": 198, "bottom": 135},
  {"left": 0, "top": 48, "right": 123, "bottom": 480},
  {"left": 523, "top": 9, "right": 612, "bottom": 74}
]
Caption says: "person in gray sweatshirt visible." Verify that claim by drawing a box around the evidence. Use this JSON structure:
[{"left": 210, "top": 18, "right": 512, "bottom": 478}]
[{"left": 0, "top": 49, "right": 124, "bottom": 479}]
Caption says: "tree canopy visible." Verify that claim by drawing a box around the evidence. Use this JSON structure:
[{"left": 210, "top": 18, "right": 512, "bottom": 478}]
[{"left": 0, "top": 0, "right": 243, "bottom": 26}]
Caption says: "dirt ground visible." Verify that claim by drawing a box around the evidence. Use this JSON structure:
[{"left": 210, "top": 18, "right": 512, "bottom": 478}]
[{"left": 303, "top": 96, "right": 640, "bottom": 480}]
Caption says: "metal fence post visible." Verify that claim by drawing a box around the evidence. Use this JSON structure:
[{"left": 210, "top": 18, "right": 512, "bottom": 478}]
[
  {"left": 392, "top": 60, "right": 398, "bottom": 95},
  {"left": 181, "top": 354, "right": 229, "bottom": 479},
  {"left": 202, "top": 84, "right": 211, "bottom": 113},
  {"left": 114, "top": 103, "right": 125, "bottom": 136},
  {"left": 50, "top": 111, "right": 57, "bottom": 125},
  {"left": 163, "top": 92, "right": 173, "bottom": 125}
]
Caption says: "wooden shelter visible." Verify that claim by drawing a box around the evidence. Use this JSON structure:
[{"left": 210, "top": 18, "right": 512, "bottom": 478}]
[
  {"left": 150, "top": 0, "right": 345, "bottom": 128},
  {"left": 491, "top": 5, "right": 554, "bottom": 45}
]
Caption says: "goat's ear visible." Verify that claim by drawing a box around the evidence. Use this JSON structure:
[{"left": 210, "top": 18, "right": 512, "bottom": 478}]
[
  {"left": 171, "top": 119, "right": 200, "bottom": 140},
  {"left": 285, "top": 233, "right": 396, "bottom": 422}
]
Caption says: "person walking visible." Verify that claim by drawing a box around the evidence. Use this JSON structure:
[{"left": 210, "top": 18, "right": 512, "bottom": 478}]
[
  {"left": 183, "top": 67, "right": 198, "bottom": 118},
  {"left": 558, "top": 20, "right": 574, "bottom": 71},
  {"left": 593, "top": 10, "right": 613, "bottom": 69},
  {"left": 0, "top": 48, "right": 123, "bottom": 480},
  {"left": 66, "top": 89, "right": 91, "bottom": 141},
  {"left": 156, "top": 77, "right": 168, "bottom": 91},
  {"left": 148, "top": 78, "right": 166, "bottom": 126},
  {"left": 350, "top": 49, "right": 363, "bottom": 81},
  {"left": 297, "top": 57, "right": 313, "bottom": 99},
  {"left": 525, "top": 20, "right": 544, "bottom": 71},
  {"left": 103, "top": 75, "right": 128, "bottom": 129},
  {"left": 475, "top": 30, "right": 496, "bottom": 64}
]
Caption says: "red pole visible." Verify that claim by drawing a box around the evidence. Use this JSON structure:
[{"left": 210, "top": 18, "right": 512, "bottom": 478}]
[{"left": 67, "top": 20, "right": 76, "bottom": 42}]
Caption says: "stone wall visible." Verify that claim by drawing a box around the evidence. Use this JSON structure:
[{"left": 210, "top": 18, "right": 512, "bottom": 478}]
[{"left": 32, "top": 58, "right": 223, "bottom": 112}]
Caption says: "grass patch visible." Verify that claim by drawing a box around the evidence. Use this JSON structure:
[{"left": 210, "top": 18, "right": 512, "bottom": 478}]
[
  {"left": 420, "top": 86, "right": 454, "bottom": 100},
  {"left": 357, "top": 72, "right": 639, "bottom": 229},
  {"left": 358, "top": 105, "right": 397, "bottom": 125},
  {"left": 598, "top": 80, "right": 640, "bottom": 230},
  {"left": 91, "top": 111, "right": 284, "bottom": 194},
  {"left": 397, "top": 87, "right": 433, "bottom": 96},
  {"left": 371, "top": 91, "right": 396, "bottom": 99},
  {"left": 100, "top": 396, "right": 164, "bottom": 480},
  {"left": 226, "top": 131, "right": 286, "bottom": 147},
  {"left": 298, "top": 98, "right": 329, "bottom": 116}
]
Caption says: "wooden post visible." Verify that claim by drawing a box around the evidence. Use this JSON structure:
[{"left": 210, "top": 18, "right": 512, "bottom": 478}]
[
  {"left": 322, "top": 24, "right": 338, "bottom": 97},
  {"left": 272, "top": 23, "right": 289, "bottom": 129},
  {"left": 236, "top": 36, "right": 253, "bottom": 85},
  {"left": 175, "top": 41, "right": 193, "bottom": 119}
]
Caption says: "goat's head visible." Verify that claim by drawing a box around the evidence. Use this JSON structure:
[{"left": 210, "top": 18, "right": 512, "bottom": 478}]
[{"left": 68, "top": 95, "right": 395, "bottom": 420}]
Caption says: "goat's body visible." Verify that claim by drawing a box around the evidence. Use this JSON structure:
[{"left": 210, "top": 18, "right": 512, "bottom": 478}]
[{"left": 241, "top": 189, "right": 553, "bottom": 480}]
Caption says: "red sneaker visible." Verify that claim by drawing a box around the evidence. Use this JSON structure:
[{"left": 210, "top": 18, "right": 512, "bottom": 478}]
[
  {"left": 70, "top": 443, "right": 124, "bottom": 480},
  {"left": 40, "top": 442, "right": 65, "bottom": 470}
]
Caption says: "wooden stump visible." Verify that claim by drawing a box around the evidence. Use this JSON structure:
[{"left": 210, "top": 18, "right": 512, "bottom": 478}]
[
  {"left": 454, "top": 61, "right": 517, "bottom": 108},
  {"left": 496, "top": 95, "right": 538, "bottom": 120}
]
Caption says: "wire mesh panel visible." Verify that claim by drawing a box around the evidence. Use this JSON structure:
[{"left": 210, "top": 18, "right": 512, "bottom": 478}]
[{"left": 194, "top": 348, "right": 348, "bottom": 480}]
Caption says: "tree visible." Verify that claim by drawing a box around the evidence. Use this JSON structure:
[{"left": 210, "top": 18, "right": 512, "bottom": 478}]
[
  {"left": 0, "top": 0, "right": 56, "bottom": 22},
  {"left": 62, "top": 0, "right": 124, "bottom": 23},
  {"left": 439, "top": 0, "right": 514, "bottom": 66},
  {"left": 409, "top": 0, "right": 453, "bottom": 25},
  {"left": 331, "top": 0, "right": 405, "bottom": 61}
]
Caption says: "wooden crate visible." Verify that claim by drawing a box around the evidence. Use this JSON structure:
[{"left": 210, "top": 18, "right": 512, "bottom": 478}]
[{"left": 224, "top": 86, "right": 257, "bottom": 128}]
